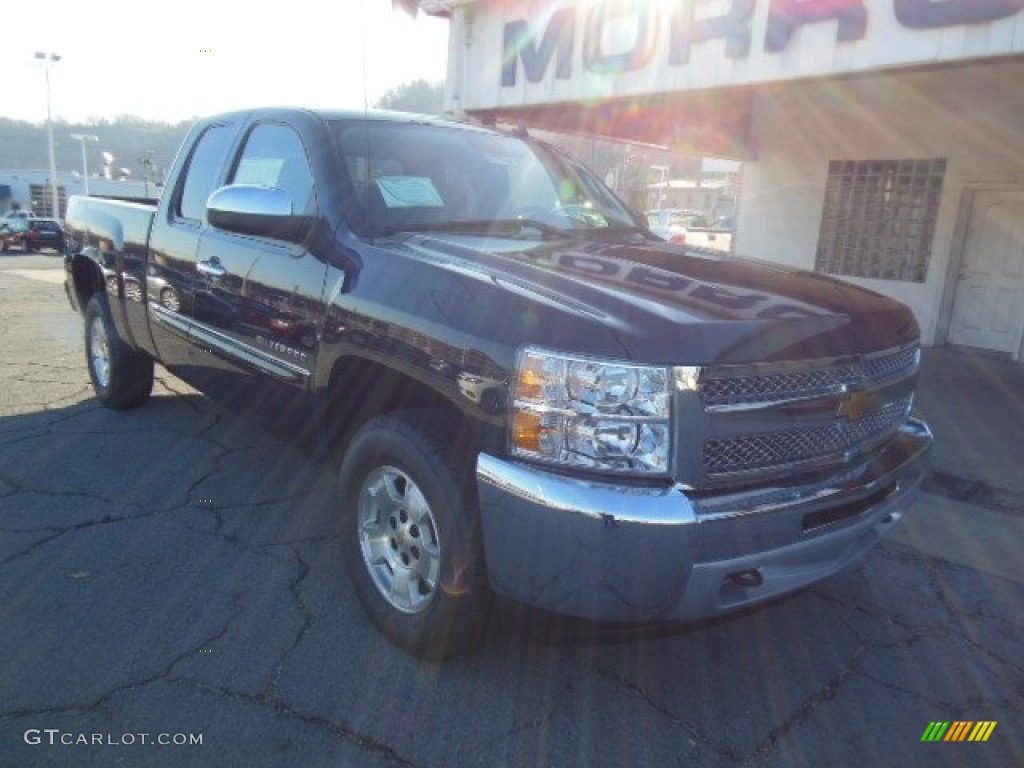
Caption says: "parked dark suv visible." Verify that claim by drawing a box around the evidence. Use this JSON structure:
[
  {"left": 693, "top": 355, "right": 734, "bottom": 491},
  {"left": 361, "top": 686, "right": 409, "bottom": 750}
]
[{"left": 0, "top": 217, "right": 65, "bottom": 253}]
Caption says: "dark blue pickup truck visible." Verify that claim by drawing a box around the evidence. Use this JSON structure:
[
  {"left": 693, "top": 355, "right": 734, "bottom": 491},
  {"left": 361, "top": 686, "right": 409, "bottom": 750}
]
[{"left": 64, "top": 108, "right": 931, "bottom": 658}]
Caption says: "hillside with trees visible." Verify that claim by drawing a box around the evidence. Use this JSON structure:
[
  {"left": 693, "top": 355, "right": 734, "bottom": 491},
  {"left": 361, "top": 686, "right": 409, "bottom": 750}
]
[
  {"left": 0, "top": 84, "right": 444, "bottom": 182},
  {"left": 0, "top": 116, "right": 192, "bottom": 184},
  {"left": 1, "top": 83, "right": 712, "bottom": 216},
  {"left": 375, "top": 80, "right": 444, "bottom": 115}
]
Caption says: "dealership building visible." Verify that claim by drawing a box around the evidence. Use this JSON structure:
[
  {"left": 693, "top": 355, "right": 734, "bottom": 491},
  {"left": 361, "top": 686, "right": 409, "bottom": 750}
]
[
  {"left": 421, "top": 0, "right": 1024, "bottom": 361},
  {"left": 1, "top": 170, "right": 158, "bottom": 219}
]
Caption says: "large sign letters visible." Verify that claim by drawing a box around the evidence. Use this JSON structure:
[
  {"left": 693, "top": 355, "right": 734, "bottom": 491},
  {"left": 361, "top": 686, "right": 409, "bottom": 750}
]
[{"left": 500, "top": 0, "right": 1024, "bottom": 87}]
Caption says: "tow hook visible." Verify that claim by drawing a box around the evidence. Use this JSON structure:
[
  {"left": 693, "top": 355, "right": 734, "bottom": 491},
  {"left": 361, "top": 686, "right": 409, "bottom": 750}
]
[{"left": 727, "top": 569, "right": 764, "bottom": 588}]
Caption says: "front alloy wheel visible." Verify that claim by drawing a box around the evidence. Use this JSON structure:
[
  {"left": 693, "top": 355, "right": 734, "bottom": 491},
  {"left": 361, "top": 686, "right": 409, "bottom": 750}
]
[
  {"left": 358, "top": 466, "right": 441, "bottom": 614},
  {"left": 338, "top": 412, "right": 490, "bottom": 658}
]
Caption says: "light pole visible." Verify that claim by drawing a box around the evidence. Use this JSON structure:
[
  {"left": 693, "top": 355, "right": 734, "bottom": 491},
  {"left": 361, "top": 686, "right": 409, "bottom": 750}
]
[
  {"left": 34, "top": 52, "right": 62, "bottom": 218},
  {"left": 651, "top": 164, "right": 669, "bottom": 210},
  {"left": 138, "top": 151, "right": 154, "bottom": 200},
  {"left": 70, "top": 133, "right": 99, "bottom": 195}
]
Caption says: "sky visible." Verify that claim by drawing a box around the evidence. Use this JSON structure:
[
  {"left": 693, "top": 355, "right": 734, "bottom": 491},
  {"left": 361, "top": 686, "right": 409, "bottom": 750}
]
[{"left": 1, "top": 0, "right": 450, "bottom": 125}]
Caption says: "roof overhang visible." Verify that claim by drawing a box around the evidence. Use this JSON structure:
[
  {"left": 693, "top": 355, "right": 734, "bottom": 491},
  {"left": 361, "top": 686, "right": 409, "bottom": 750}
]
[{"left": 473, "top": 87, "right": 754, "bottom": 159}]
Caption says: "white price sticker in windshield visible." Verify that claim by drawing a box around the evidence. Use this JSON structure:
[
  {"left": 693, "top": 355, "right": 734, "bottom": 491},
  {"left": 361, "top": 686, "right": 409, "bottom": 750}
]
[{"left": 375, "top": 176, "right": 444, "bottom": 208}]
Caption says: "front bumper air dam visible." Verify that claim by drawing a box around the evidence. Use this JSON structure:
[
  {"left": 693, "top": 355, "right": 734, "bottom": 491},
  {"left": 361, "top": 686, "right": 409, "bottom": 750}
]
[{"left": 476, "top": 418, "right": 931, "bottom": 623}]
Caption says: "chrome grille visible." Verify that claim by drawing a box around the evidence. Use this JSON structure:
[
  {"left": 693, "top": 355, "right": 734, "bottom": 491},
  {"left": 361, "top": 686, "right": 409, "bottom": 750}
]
[
  {"left": 703, "top": 395, "right": 913, "bottom": 476},
  {"left": 862, "top": 345, "right": 919, "bottom": 382},
  {"left": 694, "top": 344, "right": 920, "bottom": 484},
  {"left": 700, "top": 346, "right": 919, "bottom": 408}
]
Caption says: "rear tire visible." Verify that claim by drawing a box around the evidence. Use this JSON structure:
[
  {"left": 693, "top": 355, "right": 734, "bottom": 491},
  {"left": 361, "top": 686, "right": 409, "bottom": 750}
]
[
  {"left": 337, "top": 412, "right": 490, "bottom": 659},
  {"left": 84, "top": 294, "right": 154, "bottom": 409}
]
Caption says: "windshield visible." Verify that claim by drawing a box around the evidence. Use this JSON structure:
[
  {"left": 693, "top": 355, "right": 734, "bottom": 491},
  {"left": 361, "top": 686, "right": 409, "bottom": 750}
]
[{"left": 331, "top": 120, "right": 642, "bottom": 238}]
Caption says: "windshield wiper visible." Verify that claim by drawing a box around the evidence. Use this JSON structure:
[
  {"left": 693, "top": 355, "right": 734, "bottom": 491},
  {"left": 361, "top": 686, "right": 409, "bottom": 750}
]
[{"left": 378, "top": 218, "right": 574, "bottom": 240}]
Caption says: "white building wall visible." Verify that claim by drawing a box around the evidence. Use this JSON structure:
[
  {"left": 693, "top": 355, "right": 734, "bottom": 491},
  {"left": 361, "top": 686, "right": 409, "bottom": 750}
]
[
  {"left": 741, "top": 59, "right": 1024, "bottom": 346},
  {"left": 0, "top": 170, "right": 160, "bottom": 217}
]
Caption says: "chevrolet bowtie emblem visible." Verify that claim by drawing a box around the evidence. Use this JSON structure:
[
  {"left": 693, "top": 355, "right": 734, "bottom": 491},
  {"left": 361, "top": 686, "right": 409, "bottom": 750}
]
[{"left": 837, "top": 390, "right": 880, "bottom": 421}]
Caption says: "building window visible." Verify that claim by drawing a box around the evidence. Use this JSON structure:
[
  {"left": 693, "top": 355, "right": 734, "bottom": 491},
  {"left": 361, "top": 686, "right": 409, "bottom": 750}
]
[
  {"left": 29, "top": 184, "right": 67, "bottom": 219},
  {"left": 816, "top": 158, "right": 945, "bottom": 282}
]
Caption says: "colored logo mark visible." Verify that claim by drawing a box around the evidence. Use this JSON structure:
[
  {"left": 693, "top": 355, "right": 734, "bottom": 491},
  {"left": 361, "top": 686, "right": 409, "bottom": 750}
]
[{"left": 921, "top": 721, "right": 997, "bottom": 742}]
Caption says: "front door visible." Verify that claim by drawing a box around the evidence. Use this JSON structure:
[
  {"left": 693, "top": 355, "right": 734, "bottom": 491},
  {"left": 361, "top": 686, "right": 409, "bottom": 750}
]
[
  {"left": 948, "top": 189, "right": 1024, "bottom": 359},
  {"left": 187, "top": 121, "right": 326, "bottom": 408},
  {"left": 191, "top": 226, "right": 323, "bottom": 389}
]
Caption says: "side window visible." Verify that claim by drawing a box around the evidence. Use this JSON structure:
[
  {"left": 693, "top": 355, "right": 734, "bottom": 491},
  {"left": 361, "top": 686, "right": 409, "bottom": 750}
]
[
  {"left": 231, "top": 124, "right": 316, "bottom": 216},
  {"left": 178, "top": 124, "right": 234, "bottom": 223}
]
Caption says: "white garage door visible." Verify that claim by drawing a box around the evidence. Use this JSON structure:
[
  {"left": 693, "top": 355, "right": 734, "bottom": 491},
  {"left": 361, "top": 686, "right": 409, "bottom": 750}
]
[{"left": 949, "top": 189, "right": 1024, "bottom": 359}]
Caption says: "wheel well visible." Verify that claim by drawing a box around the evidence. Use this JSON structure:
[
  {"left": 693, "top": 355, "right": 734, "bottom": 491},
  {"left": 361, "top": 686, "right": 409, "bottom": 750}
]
[
  {"left": 69, "top": 256, "right": 106, "bottom": 311},
  {"left": 324, "top": 356, "right": 472, "bottom": 458}
]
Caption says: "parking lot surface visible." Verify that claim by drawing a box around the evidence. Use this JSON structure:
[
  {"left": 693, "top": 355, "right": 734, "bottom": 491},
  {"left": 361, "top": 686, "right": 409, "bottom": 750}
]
[{"left": 1, "top": 254, "right": 1021, "bottom": 767}]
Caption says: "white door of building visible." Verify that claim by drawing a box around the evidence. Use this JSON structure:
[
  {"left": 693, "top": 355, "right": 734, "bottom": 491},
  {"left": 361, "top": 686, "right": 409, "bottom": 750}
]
[{"left": 948, "top": 189, "right": 1024, "bottom": 359}]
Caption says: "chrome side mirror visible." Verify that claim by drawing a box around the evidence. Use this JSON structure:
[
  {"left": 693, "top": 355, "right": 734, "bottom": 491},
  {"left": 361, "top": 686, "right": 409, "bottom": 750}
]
[{"left": 207, "top": 185, "right": 311, "bottom": 243}]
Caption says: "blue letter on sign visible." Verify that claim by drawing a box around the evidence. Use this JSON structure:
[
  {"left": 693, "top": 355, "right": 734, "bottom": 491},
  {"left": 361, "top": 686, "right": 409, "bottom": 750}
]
[
  {"left": 502, "top": 8, "right": 576, "bottom": 86},
  {"left": 765, "top": 0, "right": 868, "bottom": 53},
  {"left": 894, "top": 0, "right": 1024, "bottom": 29},
  {"left": 670, "top": 0, "right": 755, "bottom": 65},
  {"left": 583, "top": 0, "right": 659, "bottom": 75}
]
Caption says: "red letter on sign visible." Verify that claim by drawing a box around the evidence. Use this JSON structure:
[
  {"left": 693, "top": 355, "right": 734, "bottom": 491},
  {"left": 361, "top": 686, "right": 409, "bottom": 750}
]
[
  {"left": 894, "top": 0, "right": 1024, "bottom": 29},
  {"left": 765, "top": 0, "right": 868, "bottom": 52}
]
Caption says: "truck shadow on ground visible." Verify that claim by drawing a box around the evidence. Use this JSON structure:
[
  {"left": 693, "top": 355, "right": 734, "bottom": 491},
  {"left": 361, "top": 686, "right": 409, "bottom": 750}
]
[
  {"left": 2, "top": 392, "right": 1021, "bottom": 768},
  {"left": 0, "top": 386, "right": 790, "bottom": 659}
]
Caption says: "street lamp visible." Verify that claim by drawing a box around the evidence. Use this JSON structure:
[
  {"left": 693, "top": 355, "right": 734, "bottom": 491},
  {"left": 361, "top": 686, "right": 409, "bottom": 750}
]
[
  {"left": 139, "top": 151, "right": 155, "bottom": 200},
  {"left": 34, "top": 52, "right": 62, "bottom": 218},
  {"left": 70, "top": 133, "right": 99, "bottom": 195}
]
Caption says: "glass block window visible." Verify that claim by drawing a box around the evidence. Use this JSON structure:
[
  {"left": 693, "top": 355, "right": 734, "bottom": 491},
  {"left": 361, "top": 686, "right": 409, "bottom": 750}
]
[{"left": 816, "top": 158, "right": 945, "bottom": 282}]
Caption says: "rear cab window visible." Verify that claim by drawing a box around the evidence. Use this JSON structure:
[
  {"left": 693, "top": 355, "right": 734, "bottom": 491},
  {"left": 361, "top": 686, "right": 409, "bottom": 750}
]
[{"left": 176, "top": 124, "right": 235, "bottom": 224}]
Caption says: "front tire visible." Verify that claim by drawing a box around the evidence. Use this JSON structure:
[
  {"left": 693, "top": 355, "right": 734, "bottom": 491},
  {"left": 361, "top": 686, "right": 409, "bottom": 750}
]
[
  {"left": 337, "top": 412, "right": 490, "bottom": 659},
  {"left": 84, "top": 294, "right": 154, "bottom": 409}
]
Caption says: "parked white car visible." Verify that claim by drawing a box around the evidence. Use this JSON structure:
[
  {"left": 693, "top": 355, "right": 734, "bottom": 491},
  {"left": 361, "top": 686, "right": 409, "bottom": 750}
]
[{"left": 645, "top": 208, "right": 733, "bottom": 252}]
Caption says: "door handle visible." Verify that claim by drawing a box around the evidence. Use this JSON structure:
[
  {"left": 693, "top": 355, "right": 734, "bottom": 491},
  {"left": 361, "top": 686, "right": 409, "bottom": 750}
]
[{"left": 196, "top": 257, "right": 226, "bottom": 277}]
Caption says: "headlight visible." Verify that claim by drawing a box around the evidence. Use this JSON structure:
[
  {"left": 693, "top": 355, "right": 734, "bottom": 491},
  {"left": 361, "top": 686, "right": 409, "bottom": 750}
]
[{"left": 511, "top": 347, "right": 672, "bottom": 475}]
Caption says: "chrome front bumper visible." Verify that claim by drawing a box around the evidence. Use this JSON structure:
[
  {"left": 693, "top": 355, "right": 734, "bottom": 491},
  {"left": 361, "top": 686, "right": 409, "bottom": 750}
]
[{"left": 476, "top": 419, "right": 931, "bottom": 622}]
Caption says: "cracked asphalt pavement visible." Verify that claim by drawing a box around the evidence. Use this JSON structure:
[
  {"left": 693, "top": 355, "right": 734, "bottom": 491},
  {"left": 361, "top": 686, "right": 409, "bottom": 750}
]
[{"left": 1, "top": 254, "right": 1021, "bottom": 767}]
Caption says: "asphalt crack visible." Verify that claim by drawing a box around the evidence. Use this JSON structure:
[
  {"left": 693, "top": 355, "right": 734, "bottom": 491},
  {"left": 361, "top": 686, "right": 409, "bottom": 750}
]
[
  {"left": 743, "top": 651, "right": 865, "bottom": 766},
  {"left": 0, "top": 504, "right": 151, "bottom": 567},
  {"left": 183, "top": 679, "right": 422, "bottom": 768},
  {"left": 590, "top": 664, "right": 735, "bottom": 761},
  {"left": 923, "top": 468, "right": 1024, "bottom": 514},
  {"left": 0, "top": 594, "right": 248, "bottom": 722},
  {"left": 263, "top": 548, "right": 316, "bottom": 699}
]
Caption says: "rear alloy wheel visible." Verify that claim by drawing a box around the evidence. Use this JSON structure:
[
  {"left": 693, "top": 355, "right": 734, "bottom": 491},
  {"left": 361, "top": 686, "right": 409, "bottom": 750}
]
[
  {"left": 338, "top": 412, "right": 490, "bottom": 659},
  {"left": 84, "top": 294, "right": 154, "bottom": 409}
]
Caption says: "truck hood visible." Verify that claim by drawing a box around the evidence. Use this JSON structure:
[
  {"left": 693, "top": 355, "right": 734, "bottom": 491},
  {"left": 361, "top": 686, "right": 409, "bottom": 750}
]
[{"left": 391, "top": 232, "right": 919, "bottom": 365}]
